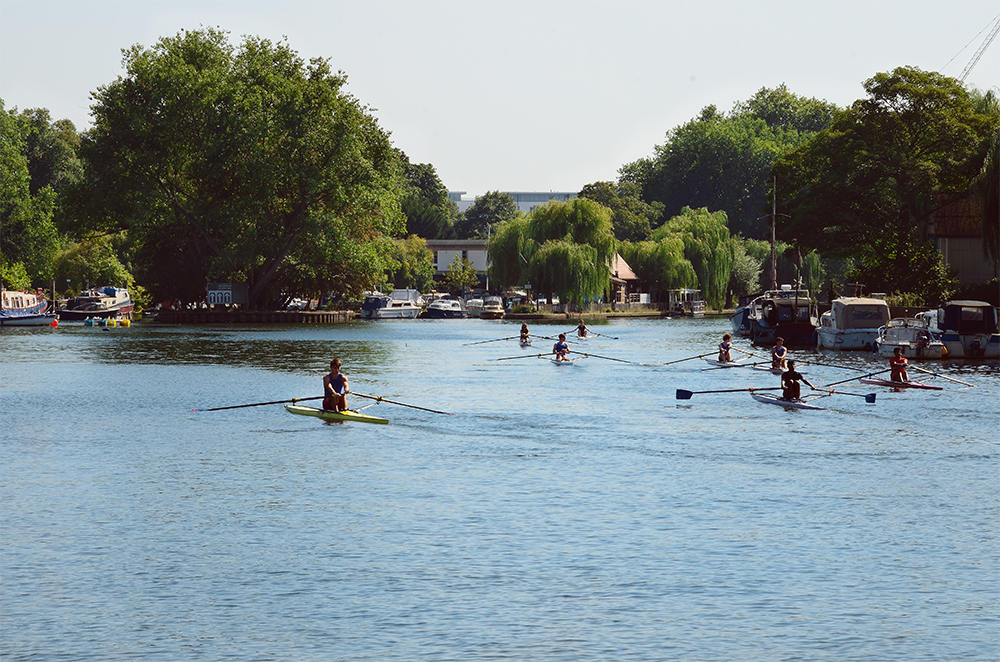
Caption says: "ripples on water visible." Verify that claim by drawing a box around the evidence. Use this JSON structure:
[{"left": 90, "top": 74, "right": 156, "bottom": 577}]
[{"left": 2, "top": 319, "right": 998, "bottom": 661}]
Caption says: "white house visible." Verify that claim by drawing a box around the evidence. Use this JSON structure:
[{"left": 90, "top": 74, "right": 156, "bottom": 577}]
[{"left": 424, "top": 239, "right": 489, "bottom": 277}]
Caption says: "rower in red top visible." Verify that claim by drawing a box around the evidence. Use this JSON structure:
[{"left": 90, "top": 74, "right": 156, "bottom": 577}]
[
  {"left": 890, "top": 347, "right": 910, "bottom": 383},
  {"left": 323, "top": 358, "right": 350, "bottom": 411}
]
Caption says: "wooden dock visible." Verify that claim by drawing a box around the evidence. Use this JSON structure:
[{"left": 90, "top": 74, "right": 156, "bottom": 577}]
[{"left": 155, "top": 310, "right": 352, "bottom": 324}]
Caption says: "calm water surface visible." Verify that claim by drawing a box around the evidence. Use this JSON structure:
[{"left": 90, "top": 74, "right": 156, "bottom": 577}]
[{"left": 2, "top": 318, "right": 998, "bottom": 661}]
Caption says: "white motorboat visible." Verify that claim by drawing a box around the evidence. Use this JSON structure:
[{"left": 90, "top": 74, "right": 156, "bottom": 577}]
[
  {"left": 464, "top": 298, "right": 484, "bottom": 318},
  {"left": 361, "top": 289, "right": 422, "bottom": 319},
  {"left": 874, "top": 316, "right": 946, "bottom": 359},
  {"left": 816, "top": 297, "right": 890, "bottom": 351},
  {"left": 480, "top": 296, "right": 505, "bottom": 319}
]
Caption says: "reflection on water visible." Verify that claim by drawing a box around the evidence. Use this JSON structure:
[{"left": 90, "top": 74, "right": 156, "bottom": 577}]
[{"left": 1, "top": 318, "right": 998, "bottom": 661}]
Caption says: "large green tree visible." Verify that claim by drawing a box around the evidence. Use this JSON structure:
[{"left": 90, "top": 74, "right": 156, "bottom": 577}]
[
  {"left": 488, "top": 197, "right": 617, "bottom": 306},
  {"left": 774, "top": 67, "right": 999, "bottom": 302},
  {"left": 578, "top": 181, "right": 663, "bottom": 242},
  {"left": 653, "top": 206, "right": 732, "bottom": 309},
  {"left": 455, "top": 190, "right": 518, "bottom": 239},
  {"left": 68, "top": 29, "right": 403, "bottom": 307},
  {"left": 0, "top": 102, "right": 61, "bottom": 287},
  {"left": 621, "top": 86, "right": 839, "bottom": 239},
  {"left": 399, "top": 154, "right": 458, "bottom": 239}
]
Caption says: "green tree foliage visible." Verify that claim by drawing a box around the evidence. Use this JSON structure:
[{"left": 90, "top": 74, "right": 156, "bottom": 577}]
[
  {"left": 455, "top": 191, "right": 518, "bottom": 239},
  {"left": 653, "top": 207, "right": 732, "bottom": 309},
  {"left": 728, "top": 241, "right": 763, "bottom": 299},
  {"left": 52, "top": 235, "right": 134, "bottom": 294},
  {"left": 488, "top": 198, "right": 617, "bottom": 305},
  {"left": 68, "top": 29, "right": 403, "bottom": 307},
  {"left": 774, "top": 67, "right": 998, "bottom": 303},
  {"left": 388, "top": 235, "right": 435, "bottom": 293},
  {"left": 20, "top": 108, "right": 82, "bottom": 197},
  {"left": 0, "top": 102, "right": 61, "bottom": 285},
  {"left": 442, "top": 254, "right": 479, "bottom": 295},
  {"left": 399, "top": 154, "right": 458, "bottom": 239},
  {"left": 621, "top": 87, "right": 839, "bottom": 239},
  {"left": 971, "top": 129, "right": 998, "bottom": 266},
  {"left": 619, "top": 236, "right": 698, "bottom": 301},
  {"left": 578, "top": 181, "right": 664, "bottom": 242}
]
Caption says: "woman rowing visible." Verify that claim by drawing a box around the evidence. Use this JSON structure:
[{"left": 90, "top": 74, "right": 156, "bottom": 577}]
[
  {"left": 771, "top": 337, "right": 788, "bottom": 370},
  {"left": 552, "top": 334, "right": 571, "bottom": 361},
  {"left": 520, "top": 322, "right": 531, "bottom": 344},
  {"left": 576, "top": 318, "right": 590, "bottom": 338},
  {"left": 890, "top": 347, "right": 910, "bottom": 382},
  {"left": 718, "top": 333, "right": 734, "bottom": 362},
  {"left": 323, "top": 358, "right": 350, "bottom": 412},
  {"left": 780, "top": 360, "right": 815, "bottom": 401}
]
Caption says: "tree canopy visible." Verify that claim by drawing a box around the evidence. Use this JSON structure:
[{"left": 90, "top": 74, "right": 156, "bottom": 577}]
[
  {"left": 578, "top": 181, "right": 663, "bottom": 242},
  {"left": 399, "top": 154, "right": 459, "bottom": 239},
  {"left": 455, "top": 190, "right": 519, "bottom": 239},
  {"left": 652, "top": 206, "right": 733, "bottom": 309},
  {"left": 67, "top": 28, "right": 403, "bottom": 307},
  {"left": 621, "top": 86, "right": 839, "bottom": 239},
  {"left": 488, "top": 197, "right": 617, "bottom": 305},
  {"left": 773, "top": 66, "right": 999, "bottom": 302}
]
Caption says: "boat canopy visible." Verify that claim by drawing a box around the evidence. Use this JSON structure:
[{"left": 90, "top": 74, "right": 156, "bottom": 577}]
[
  {"left": 831, "top": 297, "right": 890, "bottom": 329},
  {"left": 938, "top": 300, "right": 998, "bottom": 334}
]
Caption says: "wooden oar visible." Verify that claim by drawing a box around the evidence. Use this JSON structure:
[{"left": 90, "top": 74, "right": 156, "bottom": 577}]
[
  {"left": 576, "top": 351, "right": 634, "bottom": 365},
  {"left": 676, "top": 386, "right": 782, "bottom": 399},
  {"left": 910, "top": 365, "right": 975, "bottom": 387},
  {"left": 192, "top": 396, "right": 323, "bottom": 412},
  {"left": 462, "top": 335, "right": 520, "bottom": 346},
  {"left": 586, "top": 330, "right": 619, "bottom": 340},
  {"left": 821, "top": 368, "right": 891, "bottom": 388},
  {"left": 351, "top": 392, "right": 454, "bottom": 415}
]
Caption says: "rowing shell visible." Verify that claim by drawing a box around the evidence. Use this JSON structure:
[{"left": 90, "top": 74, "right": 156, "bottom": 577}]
[
  {"left": 551, "top": 357, "right": 582, "bottom": 366},
  {"left": 285, "top": 404, "right": 389, "bottom": 424},
  {"left": 859, "top": 377, "right": 943, "bottom": 391},
  {"left": 751, "top": 392, "right": 827, "bottom": 410},
  {"left": 702, "top": 357, "right": 747, "bottom": 368}
]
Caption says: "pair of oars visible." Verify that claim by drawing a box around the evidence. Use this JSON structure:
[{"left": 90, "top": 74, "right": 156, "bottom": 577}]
[
  {"left": 463, "top": 333, "right": 560, "bottom": 346},
  {"left": 492, "top": 350, "right": 634, "bottom": 365},
  {"left": 564, "top": 327, "right": 619, "bottom": 340},
  {"left": 675, "top": 386, "right": 877, "bottom": 404},
  {"left": 193, "top": 392, "right": 454, "bottom": 415},
  {"left": 734, "top": 347, "right": 871, "bottom": 373}
]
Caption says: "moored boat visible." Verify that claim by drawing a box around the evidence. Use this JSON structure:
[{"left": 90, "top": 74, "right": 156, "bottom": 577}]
[
  {"left": 284, "top": 404, "right": 389, "bottom": 424},
  {"left": 816, "top": 297, "right": 890, "bottom": 351},
  {"left": 1, "top": 288, "right": 57, "bottom": 326},
  {"left": 464, "top": 298, "right": 484, "bottom": 318},
  {"left": 361, "top": 289, "right": 422, "bottom": 319},
  {"left": 933, "top": 300, "right": 999, "bottom": 358},
  {"left": 480, "top": 296, "right": 505, "bottom": 319},
  {"left": 747, "top": 285, "right": 818, "bottom": 347},
  {"left": 58, "top": 286, "right": 134, "bottom": 321},
  {"left": 423, "top": 298, "right": 468, "bottom": 318},
  {"left": 873, "top": 316, "right": 946, "bottom": 359}
]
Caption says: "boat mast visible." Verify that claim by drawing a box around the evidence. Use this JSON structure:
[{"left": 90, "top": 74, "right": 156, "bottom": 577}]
[{"left": 771, "top": 176, "right": 777, "bottom": 291}]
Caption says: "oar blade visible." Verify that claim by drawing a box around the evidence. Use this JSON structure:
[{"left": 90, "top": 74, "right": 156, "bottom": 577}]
[
  {"left": 865, "top": 393, "right": 877, "bottom": 404},
  {"left": 676, "top": 389, "right": 694, "bottom": 400}
]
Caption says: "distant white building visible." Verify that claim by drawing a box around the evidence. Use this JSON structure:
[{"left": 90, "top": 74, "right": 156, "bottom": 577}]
[
  {"left": 449, "top": 191, "right": 577, "bottom": 214},
  {"left": 425, "top": 239, "right": 489, "bottom": 277}
]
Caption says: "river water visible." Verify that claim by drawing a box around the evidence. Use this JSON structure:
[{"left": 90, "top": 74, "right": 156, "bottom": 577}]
[{"left": 2, "top": 317, "right": 997, "bottom": 661}]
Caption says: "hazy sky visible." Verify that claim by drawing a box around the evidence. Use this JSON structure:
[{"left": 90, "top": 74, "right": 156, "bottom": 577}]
[{"left": 2, "top": 0, "right": 998, "bottom": 198}]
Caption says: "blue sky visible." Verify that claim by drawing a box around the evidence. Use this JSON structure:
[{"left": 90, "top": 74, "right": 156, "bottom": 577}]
[{"left": 2, "top": 0, "right": 998, "bottom": 197}]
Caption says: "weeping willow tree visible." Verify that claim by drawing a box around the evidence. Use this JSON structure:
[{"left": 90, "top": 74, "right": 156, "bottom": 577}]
[
  {"left": 487, "top": 198, "right": 617, "bottom": 305},
  {"left": 620, "top": 236, "right": 698, "bottom": 302},
  {"left": 653, "top": 206, "right": 732, "bottom": 309}
]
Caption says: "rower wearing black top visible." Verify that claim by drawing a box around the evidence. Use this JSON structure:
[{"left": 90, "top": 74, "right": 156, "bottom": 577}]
[{"left": 781, "top": 360, "right": 814, "bottom": 401}]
